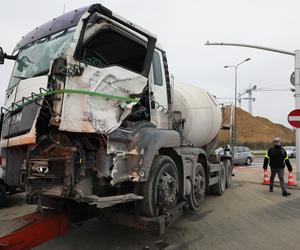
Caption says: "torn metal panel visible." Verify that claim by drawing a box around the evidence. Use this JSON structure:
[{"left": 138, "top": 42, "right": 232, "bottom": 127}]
[
  {"left": 111, "top": 148, "right": 143, "bottom": 185},
  {"left": 94, "top": 143, "right": 112, "bottom": 178},
  {"left": 59, "top": 66, "right": 147, "bottom": 134},
  {"left": 84, "top": 193, "right": 143, "bottom": 208},
  {"left": 28, "top": 144, "right": 76, "bottom": 199},
  {"left": 107, "top": 125, "right": 180, "bottom": 184}
]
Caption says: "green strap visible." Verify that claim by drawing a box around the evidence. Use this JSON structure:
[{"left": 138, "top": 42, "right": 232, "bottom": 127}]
[
  {"left": 48, "top": 89, "right": 137, "bottom": 102},
  {"left": 2, "top": 88, "right": 139, "bottom": 115}
]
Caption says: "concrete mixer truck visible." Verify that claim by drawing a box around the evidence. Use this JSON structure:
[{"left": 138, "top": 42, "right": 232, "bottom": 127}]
[{"left": 0, "top": 4, "right": 232, "bottom": 233}]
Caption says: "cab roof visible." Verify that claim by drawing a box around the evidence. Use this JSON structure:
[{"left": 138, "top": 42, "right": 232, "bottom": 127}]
[
  {"left": 13, "top": 7, "right": 88, "bottom": 52},
  {"left": 13, "top": 4, "right": 163, "bottom": 53}
]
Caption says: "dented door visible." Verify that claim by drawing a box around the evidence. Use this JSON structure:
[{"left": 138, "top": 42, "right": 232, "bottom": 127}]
[
  {"left": 59, "top": 66, "right": 147, "bottom": 134},
  {"left": 59, "top": 12, "right": 155, "bottom": 134}
]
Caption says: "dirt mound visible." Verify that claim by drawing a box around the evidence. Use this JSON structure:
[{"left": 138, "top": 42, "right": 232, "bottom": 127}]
[{"left": 219, "top": 107, "right": 295, "bottom": 146}]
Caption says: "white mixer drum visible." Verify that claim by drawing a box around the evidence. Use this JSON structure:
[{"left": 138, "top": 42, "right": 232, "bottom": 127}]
[{"left": 172, "top": 83, "right": 222, "bottom": 147}]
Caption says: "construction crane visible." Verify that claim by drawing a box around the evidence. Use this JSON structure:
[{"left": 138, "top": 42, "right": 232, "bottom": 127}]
[
  {"left": 238, "top": 85, "right": 257, "bottom": 114},
  {"left": 238, "top": 85, "right": 294, "bottom": 114}
]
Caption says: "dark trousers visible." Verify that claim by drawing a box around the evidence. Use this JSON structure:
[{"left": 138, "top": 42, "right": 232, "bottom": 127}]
[{"left": 270, "top": 168, "right": 286, "bottom": 193}]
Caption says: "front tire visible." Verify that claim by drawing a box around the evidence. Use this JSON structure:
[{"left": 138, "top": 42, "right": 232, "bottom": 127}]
[{"left": 140, "top": 155, "right": 179, "bottom": 217}]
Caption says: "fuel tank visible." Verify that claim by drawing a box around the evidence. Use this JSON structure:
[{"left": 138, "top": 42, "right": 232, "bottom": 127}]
[{"left": 172, "top": 82, "right": 222, "bottom": 148}]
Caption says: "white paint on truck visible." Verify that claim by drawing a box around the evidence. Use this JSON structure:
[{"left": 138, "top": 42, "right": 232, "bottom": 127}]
[
  {"left": 59, "top": 66, "right": 147, "bottom": 134},
  {"left": 172, "top": 82, "right": 222, "bottom": 147}
]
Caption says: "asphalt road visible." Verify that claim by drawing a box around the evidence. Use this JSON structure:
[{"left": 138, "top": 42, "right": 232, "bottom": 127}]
[
  {"left": 1, "top": 157, "right": 300, "bottom": 250},
  {"left": 34, "top": 180, "right": 300, "bottom": 250}
]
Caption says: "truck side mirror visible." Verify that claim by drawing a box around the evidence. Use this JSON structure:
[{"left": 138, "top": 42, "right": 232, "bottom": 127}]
[{"left": 0, "top": 47, "right": 4, "bottom": 64}]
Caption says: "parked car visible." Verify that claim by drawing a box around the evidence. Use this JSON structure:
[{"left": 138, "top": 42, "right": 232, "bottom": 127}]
[
  {"left": 215, "top": 146, "right": 254, "bottom": 166},
  {"left": 283, "top": 146, "right": 296, "bottom": 158},
  {"left": 215, "top": 145, "right": 232, "bottom": 158},
  {"left": 233, "top": 146, "right": 254, "bottom": 165}
]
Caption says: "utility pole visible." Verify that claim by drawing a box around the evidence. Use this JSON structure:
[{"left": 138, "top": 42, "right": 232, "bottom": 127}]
[{"left": 205, "top": 41, "right": 300, "bottom": 180}]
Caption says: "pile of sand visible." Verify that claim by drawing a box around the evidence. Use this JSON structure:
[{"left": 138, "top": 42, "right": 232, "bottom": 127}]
[{"left": 219, "top": 107, "right": 294, "bottom": 145}]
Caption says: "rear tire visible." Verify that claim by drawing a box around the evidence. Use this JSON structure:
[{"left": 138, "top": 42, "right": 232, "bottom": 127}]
[
  {"left": 139, "top": 155, "right": 179, "bottom": 217},
  {"left": 224, "top": 159, "right": 232, "bottom": 188},
  {"left": 210, "top": 162, "right": 226, "bottom": 195},
  {"left": 245, "top": 157, "right": 252, "bottom": 166}
]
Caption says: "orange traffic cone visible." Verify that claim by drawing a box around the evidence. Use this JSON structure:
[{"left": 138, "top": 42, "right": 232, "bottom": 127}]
[
  {"left": 263, "top": 170, "right": 270, "bottom": 185},
  {"left": 287, "top": 172, "right": 295, "bottom": 186}
]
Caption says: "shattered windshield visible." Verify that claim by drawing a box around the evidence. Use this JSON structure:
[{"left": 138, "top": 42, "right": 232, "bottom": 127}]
[{"left": 8, "top": 28, "right": 75, "bottom": 88}]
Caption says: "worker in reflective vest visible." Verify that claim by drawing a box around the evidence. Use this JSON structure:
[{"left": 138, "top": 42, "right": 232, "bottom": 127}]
[{"left": 263, "top": 137, "right": 292, "bottom": 196}]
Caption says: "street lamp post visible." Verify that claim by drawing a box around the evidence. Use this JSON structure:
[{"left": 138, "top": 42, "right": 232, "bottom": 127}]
[
  {"left": 205, "top": 41, "right": 300, "bottom": 180},
  {"left": 224, "top": 58, "right": 251, "bottom": 147}
]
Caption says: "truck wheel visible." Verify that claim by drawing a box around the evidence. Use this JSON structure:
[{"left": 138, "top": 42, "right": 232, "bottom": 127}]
[
  {"left": 0, "top": 183, "right": 6, "bottom": 205},
  {"left": 224, "top": 159, "right": 232, "bottom": 188},
  {"left": 140, "top": 155, "right": 179, "bottom": 217},
  {"left": 245, "top": 157, "right": 252, "bottom": 166},
  {"left": 188, "top": 163, "right": 206, "bottom": 210},
  {"left": 210, "top": 162, "right": 226, "bottom": 195}
]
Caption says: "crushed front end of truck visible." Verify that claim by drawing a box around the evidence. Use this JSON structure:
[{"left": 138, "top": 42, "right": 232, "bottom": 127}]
[{"left": 1, "top": 4, "right": 159, "bottom": 209}]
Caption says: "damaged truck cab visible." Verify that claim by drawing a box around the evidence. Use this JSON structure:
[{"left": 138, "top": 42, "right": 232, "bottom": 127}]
[{"left": 0, "top": 4, "right": 232, "bottom": 221}]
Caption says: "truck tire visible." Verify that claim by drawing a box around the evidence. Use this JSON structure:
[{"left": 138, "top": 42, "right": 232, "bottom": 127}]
[
  {"left": 210, "top": 162, "right": 226, "bottom": 195},
  {"left": 0, "top": 183, "right": 6, "bottom": 206},
  {"left": 139, "top": 155, "right": 179, "bottom": 217},
  {"left": 224, "top": 159, "right": 232, "bottom": 188},
  {"left": 188, "top": 163, "right": 206, "bottom": 210}
]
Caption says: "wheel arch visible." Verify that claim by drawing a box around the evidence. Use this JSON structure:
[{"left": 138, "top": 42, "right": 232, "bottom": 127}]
[{"left": 133, "top": 128, "right": 181, "bottom": 181}]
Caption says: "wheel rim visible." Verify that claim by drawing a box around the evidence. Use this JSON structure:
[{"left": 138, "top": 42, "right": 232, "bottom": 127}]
[
  {"left": 154, "top": 163, "right": 179, "bottom": 212},
  {"left": 191, "top": 164, "right": 206, "bottom": 208},
  {"left": 158, "top": 172, "right": 177, "bottom": 209},
  {"left": 246, "top": 158, "right": 251, "bottom": 165}
]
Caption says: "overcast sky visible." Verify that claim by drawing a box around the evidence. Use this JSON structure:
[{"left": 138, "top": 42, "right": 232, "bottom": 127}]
[{"left": 0, "top": 0, "right": 298, "bottom": 127}]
